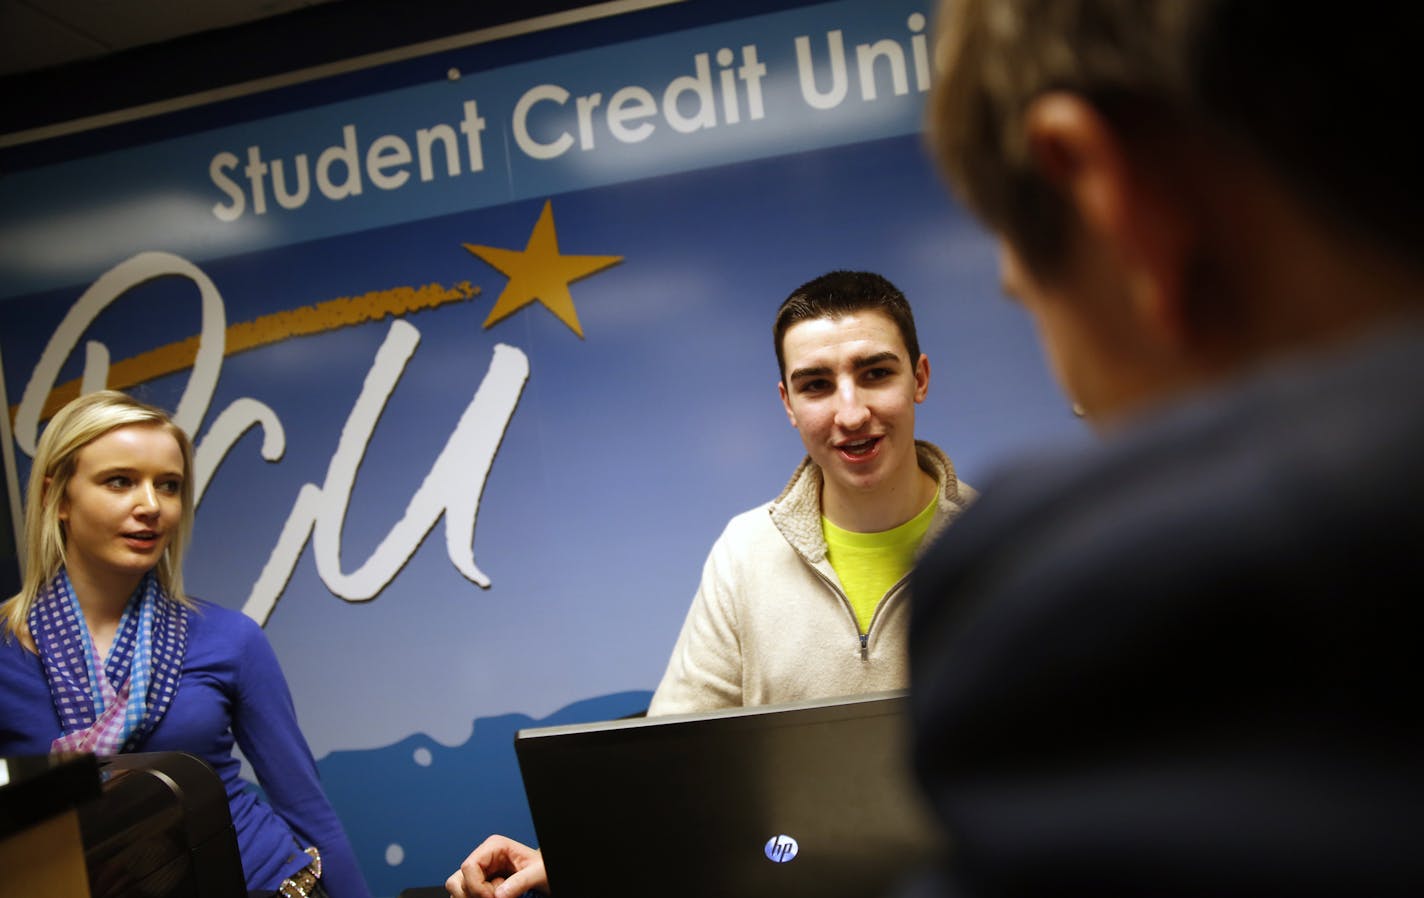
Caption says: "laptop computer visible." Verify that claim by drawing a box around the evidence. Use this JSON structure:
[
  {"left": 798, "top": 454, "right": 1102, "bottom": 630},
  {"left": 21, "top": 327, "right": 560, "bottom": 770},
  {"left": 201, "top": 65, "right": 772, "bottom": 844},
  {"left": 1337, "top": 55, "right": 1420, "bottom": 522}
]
[{"left": 514, "top": 690, "right": 945, "bottom": 898}]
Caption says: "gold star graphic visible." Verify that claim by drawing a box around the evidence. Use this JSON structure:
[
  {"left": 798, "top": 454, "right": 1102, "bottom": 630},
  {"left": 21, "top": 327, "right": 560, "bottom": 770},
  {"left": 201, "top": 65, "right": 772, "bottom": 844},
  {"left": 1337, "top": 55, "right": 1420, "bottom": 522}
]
[{"left": 463, "top": 200, "right": 623, "bottom": 338}]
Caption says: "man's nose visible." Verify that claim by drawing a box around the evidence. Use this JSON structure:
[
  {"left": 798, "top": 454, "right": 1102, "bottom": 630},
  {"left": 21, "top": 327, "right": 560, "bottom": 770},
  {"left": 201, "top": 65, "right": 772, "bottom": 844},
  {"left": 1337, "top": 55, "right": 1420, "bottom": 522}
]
[{"left": 833, "top": 382, "right": 870, "bottom": 430}]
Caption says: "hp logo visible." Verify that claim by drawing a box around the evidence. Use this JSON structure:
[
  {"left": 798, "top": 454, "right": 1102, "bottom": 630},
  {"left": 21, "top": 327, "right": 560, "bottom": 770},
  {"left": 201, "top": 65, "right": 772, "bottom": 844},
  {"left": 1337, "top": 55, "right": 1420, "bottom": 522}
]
[{"left": 764, "top": 834, "right": 799, "bottom": 863}]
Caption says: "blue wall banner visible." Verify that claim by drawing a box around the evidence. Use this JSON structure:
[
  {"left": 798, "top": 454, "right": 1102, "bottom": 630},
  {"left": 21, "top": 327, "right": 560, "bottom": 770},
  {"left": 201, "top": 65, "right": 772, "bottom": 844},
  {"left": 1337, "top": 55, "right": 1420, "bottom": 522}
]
[{"left": 1, "top": 1, "right": 1082, "bottom": 894}]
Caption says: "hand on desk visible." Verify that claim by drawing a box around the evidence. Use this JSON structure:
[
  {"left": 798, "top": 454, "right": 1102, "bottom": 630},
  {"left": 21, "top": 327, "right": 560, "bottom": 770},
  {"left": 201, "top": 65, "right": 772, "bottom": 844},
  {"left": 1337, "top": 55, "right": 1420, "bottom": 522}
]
[{"left": 447, "top": 833, "right": 549, "bottom": 897}]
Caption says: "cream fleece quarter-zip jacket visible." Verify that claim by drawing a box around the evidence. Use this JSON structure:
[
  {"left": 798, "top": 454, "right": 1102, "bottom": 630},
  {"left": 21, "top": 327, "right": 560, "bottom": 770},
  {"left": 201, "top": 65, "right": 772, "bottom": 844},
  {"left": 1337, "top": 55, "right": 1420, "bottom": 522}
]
[{"left": 648, "top": 441, "right": 974, "bottom": 716}]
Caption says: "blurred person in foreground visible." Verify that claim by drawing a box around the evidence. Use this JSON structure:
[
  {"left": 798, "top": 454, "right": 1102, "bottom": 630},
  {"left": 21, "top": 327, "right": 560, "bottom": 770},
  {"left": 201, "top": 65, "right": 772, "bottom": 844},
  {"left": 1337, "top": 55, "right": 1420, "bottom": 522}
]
[{"left": 905, "top": 1, "right": 1424, "bottom": 895}]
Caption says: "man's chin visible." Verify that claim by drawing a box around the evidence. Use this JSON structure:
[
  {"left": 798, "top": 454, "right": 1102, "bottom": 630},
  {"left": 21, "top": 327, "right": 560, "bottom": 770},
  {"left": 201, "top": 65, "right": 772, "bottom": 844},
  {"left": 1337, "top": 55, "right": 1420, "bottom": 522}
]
[{"left": 826, "top": 465, "right": 884, "bottom": 495}]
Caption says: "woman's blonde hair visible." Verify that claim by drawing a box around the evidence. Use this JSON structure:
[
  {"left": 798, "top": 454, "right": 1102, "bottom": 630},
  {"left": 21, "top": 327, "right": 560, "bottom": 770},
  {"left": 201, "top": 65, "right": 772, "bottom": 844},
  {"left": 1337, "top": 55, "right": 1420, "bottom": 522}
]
[{"left": 2, "top": 390, "right": 196, "bottom": 640}]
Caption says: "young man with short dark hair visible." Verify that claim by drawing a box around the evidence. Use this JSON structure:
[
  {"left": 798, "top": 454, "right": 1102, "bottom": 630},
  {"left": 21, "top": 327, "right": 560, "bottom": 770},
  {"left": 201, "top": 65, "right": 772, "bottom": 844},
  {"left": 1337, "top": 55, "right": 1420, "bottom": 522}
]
[
  {"left": 447, "top": 270, "right": 974, "bottom": 898},
  {"left": 650, "top": 269, "right": 973, "bottom": 713}
]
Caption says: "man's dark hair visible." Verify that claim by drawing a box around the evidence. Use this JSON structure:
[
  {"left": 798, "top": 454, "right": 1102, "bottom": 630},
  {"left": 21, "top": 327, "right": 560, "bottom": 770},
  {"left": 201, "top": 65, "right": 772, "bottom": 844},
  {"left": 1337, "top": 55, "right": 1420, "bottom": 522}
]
[{"left": 774, "top": 271, "right": 922, "bottom": 384}]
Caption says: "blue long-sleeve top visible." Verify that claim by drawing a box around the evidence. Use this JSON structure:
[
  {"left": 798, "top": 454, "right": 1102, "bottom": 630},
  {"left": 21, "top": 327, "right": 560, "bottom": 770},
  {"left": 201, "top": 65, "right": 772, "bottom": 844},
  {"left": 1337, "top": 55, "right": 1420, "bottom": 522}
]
[{"left": 0, "top": 598, "right": 371, "bottom": 898}]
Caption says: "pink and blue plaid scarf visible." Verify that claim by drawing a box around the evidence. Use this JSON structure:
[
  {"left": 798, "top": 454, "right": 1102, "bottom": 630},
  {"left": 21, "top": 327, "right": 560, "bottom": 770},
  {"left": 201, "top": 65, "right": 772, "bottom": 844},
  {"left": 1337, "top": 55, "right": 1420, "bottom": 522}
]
[{"left": 30, "top": 569, "right": 187, "bottom": 754}]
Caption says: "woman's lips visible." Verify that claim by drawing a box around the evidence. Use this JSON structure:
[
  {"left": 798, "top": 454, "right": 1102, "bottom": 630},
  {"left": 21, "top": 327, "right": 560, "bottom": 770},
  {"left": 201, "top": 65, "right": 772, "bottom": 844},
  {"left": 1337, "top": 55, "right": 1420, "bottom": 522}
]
[{"left": 122, "top": 530, "right": 161, "bottom": 548}]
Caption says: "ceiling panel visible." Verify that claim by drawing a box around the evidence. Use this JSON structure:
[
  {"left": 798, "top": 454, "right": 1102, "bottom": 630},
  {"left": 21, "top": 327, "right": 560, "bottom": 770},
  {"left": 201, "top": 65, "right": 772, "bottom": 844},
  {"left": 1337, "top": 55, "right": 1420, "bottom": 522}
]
[
  {"left": 0, "top": 0, "right": 108, "bottom": 74},
  {"left": 0, "top": 0, "right": 344, "bottom": 76}
]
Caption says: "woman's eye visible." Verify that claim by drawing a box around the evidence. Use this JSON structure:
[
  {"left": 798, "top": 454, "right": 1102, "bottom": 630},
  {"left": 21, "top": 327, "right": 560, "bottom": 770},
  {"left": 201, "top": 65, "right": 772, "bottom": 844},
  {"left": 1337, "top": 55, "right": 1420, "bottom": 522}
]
[
  {"left": 105, "top": 476, "right": 131, "bottom": 489},
  {"left": 157, "top": 480, "right": 182, "bottom": 495}
]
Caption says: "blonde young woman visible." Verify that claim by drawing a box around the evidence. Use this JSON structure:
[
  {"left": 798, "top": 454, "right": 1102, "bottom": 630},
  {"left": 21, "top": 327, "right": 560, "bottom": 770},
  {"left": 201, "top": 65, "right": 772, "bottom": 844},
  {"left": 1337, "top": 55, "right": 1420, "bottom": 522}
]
[{"left": 0, "top": 390, "right": 369, "bottom": 898}]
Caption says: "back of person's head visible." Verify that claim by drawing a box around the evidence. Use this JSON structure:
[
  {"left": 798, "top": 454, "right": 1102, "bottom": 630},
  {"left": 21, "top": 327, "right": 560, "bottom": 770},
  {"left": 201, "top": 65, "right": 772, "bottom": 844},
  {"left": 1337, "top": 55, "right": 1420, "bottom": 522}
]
[
  {"left": 928, "top": 0, "right": 1422, "bottom": 276},
  {"left": 2, "top": 390, "right": 195, "bottom": 639},
  {"left": 774, "top": 270, "right": 921, "bottom": 383}
]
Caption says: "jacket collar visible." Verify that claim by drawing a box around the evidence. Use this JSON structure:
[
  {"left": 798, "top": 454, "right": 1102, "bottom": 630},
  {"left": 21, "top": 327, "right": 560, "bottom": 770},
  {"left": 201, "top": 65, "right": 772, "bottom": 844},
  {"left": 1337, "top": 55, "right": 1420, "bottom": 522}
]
[{"left": 768, "top": 440, "right": 973, "bottom": 563}]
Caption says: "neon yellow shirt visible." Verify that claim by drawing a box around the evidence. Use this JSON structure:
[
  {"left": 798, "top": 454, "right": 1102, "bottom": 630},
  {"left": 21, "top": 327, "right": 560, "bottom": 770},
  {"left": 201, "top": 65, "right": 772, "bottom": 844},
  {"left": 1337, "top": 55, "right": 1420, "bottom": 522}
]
[{"left": 822, "top": 496, "right": 936, "bottom": 634}]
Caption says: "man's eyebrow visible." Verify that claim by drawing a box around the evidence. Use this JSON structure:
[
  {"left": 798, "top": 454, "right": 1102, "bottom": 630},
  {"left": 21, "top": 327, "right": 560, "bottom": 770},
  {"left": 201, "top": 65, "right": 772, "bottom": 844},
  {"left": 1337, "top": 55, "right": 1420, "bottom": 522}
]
[
  {"left": 852, "top": 350, "right": 901, "bottom": 369},
  {"left": 788, "top": 364, "right": 831, "bottom": 382}
]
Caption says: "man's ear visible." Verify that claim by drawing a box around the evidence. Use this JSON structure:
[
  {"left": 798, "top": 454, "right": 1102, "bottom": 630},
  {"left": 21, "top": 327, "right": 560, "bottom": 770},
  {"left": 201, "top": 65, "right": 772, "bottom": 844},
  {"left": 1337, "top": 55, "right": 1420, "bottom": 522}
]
[
  {"left": 777, "top": 380, "right": 798, "bottom": 427},
  {"left": 1023, "top": 92, "right": 1195, "bottom": 350},
  {"left": 913, "top": 353, "right": 930, "bottom": 403}
]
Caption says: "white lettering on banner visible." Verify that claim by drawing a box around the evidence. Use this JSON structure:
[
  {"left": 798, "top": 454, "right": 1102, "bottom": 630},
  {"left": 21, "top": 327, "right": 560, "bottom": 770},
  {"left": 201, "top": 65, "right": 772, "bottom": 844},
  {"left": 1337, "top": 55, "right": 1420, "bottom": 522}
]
[
  {"left": 796, "top": 31, "right": 848, "bottom": 110},
  {"left": 194, "top": 397, "right": 287, "bottom": 503},
  {"left": 245, "top": 320, "right": 529, "bottom": 624},
  {"left": 513, "top": 85, "right": 576, "bottom": 160},
  {"left": 204, "top": 13, "right": 936, "bottom": 222},
  {"left": 797, "top": 14, "right": 930, "bottom": 109},
  {"left": 210, "top": 100, "right": 488, "bottom": 221},
  {"left": 511, "top": 45, "right": 768, "bottom": 160},
  {"left": 315, "top": 125, "right": 364, "bottom": 201},
  {"left": 15, "top": 252, "right": 227, "bottom": 455},
  {"left": 14, "top": 252, "right": 530, "bottom": 626}
]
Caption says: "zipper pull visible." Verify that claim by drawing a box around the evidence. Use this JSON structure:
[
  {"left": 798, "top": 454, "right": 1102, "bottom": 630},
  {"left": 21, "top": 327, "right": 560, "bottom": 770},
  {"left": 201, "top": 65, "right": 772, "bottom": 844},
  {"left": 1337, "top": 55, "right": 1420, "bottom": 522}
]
[{"left": 860, "top": 632, "right": 869, "bottom": 660}]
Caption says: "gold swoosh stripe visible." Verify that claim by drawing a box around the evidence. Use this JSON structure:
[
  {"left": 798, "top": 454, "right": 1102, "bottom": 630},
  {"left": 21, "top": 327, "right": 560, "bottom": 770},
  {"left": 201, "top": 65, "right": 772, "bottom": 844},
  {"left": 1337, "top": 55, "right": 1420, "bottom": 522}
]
[{"left": 12, "top": 280, "right": 479, "bottom": 423}]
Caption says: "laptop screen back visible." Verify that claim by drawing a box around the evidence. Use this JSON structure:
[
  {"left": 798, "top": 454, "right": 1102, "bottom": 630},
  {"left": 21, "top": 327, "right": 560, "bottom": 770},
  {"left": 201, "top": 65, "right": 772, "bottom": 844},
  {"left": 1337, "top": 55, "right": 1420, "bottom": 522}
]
[{"left": 514, "top": 691, "right": 944, "bottom": 898}]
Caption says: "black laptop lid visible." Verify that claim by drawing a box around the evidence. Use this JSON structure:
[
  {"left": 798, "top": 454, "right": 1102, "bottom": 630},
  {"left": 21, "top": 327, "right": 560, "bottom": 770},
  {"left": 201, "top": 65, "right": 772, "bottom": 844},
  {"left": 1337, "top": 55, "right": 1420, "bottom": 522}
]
[{"left": 514, "top": 691, "right": 944, "bottom": 898}]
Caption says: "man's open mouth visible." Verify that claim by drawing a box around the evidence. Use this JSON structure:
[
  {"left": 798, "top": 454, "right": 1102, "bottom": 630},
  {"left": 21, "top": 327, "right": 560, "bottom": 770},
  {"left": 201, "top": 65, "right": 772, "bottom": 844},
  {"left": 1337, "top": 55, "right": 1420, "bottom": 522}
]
[{"left": 838, "top": 436, "right": 881, "bottom": 458}]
